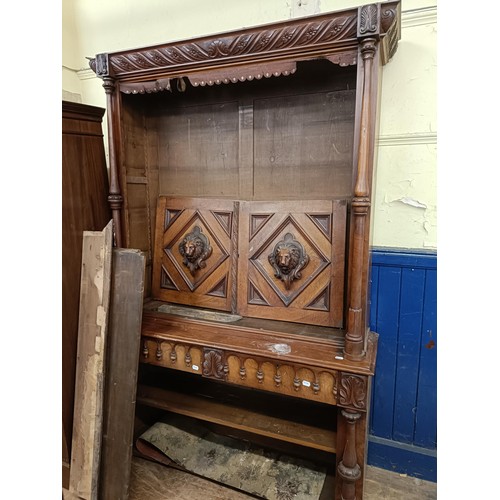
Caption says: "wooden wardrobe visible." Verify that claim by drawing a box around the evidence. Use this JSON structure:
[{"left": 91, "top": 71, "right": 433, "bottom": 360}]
[
  {"left": 90, "top": 3, "right": 401, "bottom": 498},
  {"left": 62, "top": 101, "right": 111, "bottom": 487}
]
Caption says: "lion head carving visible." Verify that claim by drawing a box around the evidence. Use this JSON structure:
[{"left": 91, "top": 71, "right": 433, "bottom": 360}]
[
  {"left": 268, "top": 233, "right": 309, "bottom": 290},
  {"left": 178, "top": 226, "right": 212, "bottom": 276}
]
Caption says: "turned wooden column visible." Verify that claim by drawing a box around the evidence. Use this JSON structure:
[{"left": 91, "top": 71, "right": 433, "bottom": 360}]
[
  {"left": 93, "top": 53, "right": 124, "bottom": 248},
  {"left": 336, "top": 371, "right": 369, "bottom": 500},
  {"left": 344, "top": 34, "right": 378, "bottom": 361},
  {"left": 103, "top": 77, "right": 123, "bottom": 247},
  {"left": 337, "top": 409, "right": 362, "bottom": 500}
]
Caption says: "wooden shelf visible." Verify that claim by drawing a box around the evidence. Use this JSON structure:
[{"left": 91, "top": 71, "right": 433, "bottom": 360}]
[{"left": 137, "top": 384, "right": 337, "bottom": 454}]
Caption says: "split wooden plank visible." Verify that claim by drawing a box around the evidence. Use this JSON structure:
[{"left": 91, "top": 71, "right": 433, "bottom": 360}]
[
  {"left": 69, "top": 221, "right": 113, "bottom": 500},
  {"left": 99, "top": 248, "right": 146, "bottom": 500}
]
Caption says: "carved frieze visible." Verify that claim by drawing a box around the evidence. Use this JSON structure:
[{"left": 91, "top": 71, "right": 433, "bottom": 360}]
[
  {"left": 93, "top": 15, "right": 358, "bottom": 77},
  {"left": 226, "top": 354, "right": 337, "bottom": 404},
  {"left": 140, "top": 338, "right": 204, "bottom": 375}
]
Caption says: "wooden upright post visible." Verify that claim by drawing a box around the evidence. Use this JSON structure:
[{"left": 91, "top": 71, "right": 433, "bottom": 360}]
[
  {"left": 95, "top": 53, "right": 124, "bottom": 248},
  {"left": 344, "top": 4, "right": 382, "bottom": 361}
]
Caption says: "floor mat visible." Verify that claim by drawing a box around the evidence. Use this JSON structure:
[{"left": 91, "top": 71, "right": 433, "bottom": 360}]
[{"left": 137, "top": 415, "right": 327, "bottom": 500}]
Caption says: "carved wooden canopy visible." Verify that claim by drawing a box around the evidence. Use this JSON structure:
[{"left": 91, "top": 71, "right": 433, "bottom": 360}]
[{"left": 89, "top": 2, "right": 400, "bottom": 91}]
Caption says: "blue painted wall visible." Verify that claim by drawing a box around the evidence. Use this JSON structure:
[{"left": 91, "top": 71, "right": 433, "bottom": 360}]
[{"left": 367, "top": 248, "right": 437, "bottom": 481}]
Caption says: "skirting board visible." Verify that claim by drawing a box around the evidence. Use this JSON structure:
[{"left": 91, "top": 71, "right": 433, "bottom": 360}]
[{"left": 368, "top": 435, "right": 436, "bottom": 482}]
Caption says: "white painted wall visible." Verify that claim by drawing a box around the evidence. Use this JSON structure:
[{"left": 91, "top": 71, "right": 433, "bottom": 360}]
[{"left": 62, "top": 0, "right": 437, "bottom": 250}]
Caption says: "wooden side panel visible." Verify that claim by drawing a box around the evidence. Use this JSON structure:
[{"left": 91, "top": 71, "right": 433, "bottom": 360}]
[
  {"left": 100, "top": 249, "right": 146, "bottom": 500},
  {"left": 152, "top": 197, "right": 238, "bottom": 311},
  {"left": 238, "top": 200, "right": 347, "bottom": 327},
  {"left": 69, "top": 221, "right": 113, "bottom": 500}
]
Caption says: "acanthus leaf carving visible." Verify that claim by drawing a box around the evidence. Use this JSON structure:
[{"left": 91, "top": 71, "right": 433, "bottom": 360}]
[
  {"left": 202, "top": 348, "right": 227, "bottom": 380},
  {"left": 359, "top": 4, "right": 379, "bottom": 36},
  {"left": 338, "top": 373, "right": 367, "bottom": 410}
]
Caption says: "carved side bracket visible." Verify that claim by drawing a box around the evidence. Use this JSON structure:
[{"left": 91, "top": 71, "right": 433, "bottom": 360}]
[{"left": 338, "top": 372, "right": 368, "bottom": 411}]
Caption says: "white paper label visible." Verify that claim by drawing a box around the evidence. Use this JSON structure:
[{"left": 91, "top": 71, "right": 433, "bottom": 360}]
[
  {"left": 302, "top": 380, "right": 311, "bottom": 387},
  {"left": 192, "top": 364, "right": 199, "bottom": 371}
]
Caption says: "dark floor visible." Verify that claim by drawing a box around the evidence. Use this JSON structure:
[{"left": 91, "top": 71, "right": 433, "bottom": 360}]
[{"left": 127, "top": 457, "right": 437, "bottom": 500}]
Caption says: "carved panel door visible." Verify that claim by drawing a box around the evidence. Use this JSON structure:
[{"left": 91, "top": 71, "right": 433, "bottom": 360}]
[
  {"left": 238, "top": 200, "right": 347, "bottom": 327},
  {"left": 152, "top": 197, "right": 238, "bottom": 312}
]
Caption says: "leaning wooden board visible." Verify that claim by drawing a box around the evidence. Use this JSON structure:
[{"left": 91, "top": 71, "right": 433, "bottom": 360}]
[
  {"left": 99, "top": 248, "right": 146, "bottom": 500},
  {"left": 69, "top": 221, "right": 113, "bottom": 500}
]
